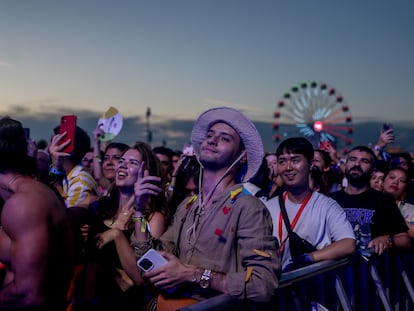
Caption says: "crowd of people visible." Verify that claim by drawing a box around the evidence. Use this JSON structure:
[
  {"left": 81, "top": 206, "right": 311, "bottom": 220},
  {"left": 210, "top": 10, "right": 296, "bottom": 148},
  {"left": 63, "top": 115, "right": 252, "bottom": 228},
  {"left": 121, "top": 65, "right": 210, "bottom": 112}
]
[{"left": 0, "top": 108, "right": 413, "bottom": 310}]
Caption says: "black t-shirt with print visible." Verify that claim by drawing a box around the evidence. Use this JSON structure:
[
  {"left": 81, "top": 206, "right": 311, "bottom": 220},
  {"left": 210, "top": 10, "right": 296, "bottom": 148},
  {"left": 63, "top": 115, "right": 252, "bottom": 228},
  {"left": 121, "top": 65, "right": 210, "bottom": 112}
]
[{"left": 330, "top": 188, "right": 408, "bottom": 250}]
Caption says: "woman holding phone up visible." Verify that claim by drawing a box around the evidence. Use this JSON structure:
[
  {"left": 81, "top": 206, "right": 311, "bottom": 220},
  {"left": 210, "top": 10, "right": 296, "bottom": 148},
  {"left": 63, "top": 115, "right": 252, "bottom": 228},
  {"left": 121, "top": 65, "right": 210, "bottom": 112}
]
[{"left": 79, "top": 142, "right": 169, "bottom": 310}]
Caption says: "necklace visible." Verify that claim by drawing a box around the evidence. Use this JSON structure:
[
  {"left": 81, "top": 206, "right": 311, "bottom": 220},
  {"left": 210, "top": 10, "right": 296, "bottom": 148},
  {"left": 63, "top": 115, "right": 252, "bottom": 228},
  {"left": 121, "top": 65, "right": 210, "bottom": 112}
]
[{"left": 6, "top": 175, "right": 22, "bottom": 192}]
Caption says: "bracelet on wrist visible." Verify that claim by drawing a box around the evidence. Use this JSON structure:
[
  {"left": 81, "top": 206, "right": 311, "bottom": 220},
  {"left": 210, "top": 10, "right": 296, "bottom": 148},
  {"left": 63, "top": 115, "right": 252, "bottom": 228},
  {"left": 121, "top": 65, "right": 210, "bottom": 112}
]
[
  {"left": 374, "top": 145, "right": 383, "bottom": 152},
  {"left": 387, "top": 235, "right": 395, "bottom": 249},
  {"left": 132, "top": 216, "right": 145, "bottom": 223},
  {"left": 132, "top": 216, "right": 148, "bottom": 233},
  {"left": 48, "top": 166, "right": 65, "bottom": 176}
]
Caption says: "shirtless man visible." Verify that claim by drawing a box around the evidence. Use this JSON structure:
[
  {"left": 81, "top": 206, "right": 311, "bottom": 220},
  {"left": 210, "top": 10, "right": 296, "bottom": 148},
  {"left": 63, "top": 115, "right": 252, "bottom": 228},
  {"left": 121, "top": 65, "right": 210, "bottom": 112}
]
[{"left": 0, "top": 117, "right": 74, "bottom": 310}]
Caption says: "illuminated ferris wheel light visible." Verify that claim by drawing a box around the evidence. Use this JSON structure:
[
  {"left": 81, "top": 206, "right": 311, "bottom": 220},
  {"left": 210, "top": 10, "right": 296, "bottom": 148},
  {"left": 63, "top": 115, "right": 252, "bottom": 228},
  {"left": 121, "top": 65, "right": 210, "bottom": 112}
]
[
  {"left": 313, "top": 121, "right": 323, "bottom": 132},
  {"left": 272, "top": 80, "right": 353, "bottom": 154}
]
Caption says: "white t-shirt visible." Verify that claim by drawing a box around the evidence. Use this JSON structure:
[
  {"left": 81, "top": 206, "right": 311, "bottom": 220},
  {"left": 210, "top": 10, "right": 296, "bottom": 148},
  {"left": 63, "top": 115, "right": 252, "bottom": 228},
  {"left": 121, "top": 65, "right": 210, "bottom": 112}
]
[{"left": 265, "top": 191, "right": 355, "bottom": 269}]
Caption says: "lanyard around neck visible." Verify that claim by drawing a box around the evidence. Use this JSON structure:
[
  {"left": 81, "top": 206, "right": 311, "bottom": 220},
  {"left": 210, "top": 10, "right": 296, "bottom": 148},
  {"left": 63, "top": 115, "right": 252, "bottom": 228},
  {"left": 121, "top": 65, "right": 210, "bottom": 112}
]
[{"left": 278, "top": 191, "right": 312, "bottom": 243}]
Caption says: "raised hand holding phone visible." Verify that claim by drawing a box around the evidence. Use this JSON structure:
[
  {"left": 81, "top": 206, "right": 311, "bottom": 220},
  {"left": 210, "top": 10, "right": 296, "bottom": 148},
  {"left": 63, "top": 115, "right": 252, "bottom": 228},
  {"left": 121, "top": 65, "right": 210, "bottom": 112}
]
[
  {"left": 382, "top": 123, "right": 394, "bottom": 133},
  {"left": 133, "top": 161, "right": 162, "bottom": 211},
  {"left": 59, "top": 115, "right": 77, "bottom": 153}
]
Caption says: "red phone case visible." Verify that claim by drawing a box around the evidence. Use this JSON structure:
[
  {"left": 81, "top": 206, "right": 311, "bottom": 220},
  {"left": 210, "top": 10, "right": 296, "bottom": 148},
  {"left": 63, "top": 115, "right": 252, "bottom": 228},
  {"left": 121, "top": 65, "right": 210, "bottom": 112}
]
[{"left": 59, "top": 115, "right": 77, "bottom": 153}]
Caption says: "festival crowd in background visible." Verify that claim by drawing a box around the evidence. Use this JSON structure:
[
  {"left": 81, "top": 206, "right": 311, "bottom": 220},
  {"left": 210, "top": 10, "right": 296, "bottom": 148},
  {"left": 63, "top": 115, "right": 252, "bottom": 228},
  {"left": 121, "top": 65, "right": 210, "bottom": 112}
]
[{"left": 0, "top": 108, "right": 414, "bottom": 311}]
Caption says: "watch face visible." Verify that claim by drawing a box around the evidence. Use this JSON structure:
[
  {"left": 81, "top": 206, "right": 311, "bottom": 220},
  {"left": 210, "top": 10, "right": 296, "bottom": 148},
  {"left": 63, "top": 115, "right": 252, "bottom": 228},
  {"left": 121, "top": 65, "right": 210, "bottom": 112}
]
[
  {"left": 199, "top": 269, "right": 211, "bottom": 289},
  {"left": 200, "top": 278, "right": 209, "bottom": 289}
]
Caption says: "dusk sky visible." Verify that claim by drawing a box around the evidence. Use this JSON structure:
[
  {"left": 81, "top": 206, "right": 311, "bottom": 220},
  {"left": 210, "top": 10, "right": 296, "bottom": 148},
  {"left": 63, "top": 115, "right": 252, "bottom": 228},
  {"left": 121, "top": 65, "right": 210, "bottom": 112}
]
[{"left": 0, "top": 1, "right": 413, "bottom": 152}]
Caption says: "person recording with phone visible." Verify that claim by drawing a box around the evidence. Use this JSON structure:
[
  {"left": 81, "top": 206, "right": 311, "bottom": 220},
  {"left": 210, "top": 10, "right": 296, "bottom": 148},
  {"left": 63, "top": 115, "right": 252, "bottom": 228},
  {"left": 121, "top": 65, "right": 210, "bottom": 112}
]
[
  {"left": 48, "top": 120, "right": 99, "bottom": 208},
  {"left": 80, "top": 142, "right": 169, "bottom": 310},
  {"left": 372, "top": 123, "right": 395, "bottom": 162}
]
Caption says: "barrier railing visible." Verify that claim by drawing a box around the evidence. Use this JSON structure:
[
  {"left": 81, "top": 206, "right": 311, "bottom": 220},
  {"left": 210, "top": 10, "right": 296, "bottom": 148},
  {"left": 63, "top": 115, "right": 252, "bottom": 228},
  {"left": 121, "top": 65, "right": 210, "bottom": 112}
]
[{"left": 181, "top": 251, "right": 414, "bottom": 311}]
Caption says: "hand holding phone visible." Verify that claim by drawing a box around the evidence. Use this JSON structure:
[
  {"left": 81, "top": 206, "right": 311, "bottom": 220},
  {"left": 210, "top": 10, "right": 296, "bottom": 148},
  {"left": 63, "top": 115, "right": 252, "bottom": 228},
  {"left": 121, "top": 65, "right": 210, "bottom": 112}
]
[
  {"left": 319, "top": 141, "right": 331, "bottom": 151},
  {"left": 137, "top": 249, "right": 168, "bottom": 272},
  {"left": 24, "top": 127, "right": 31, "bottom": 139},
  {"left": 382, "top": 123, "right": 393, "bottom": 132},
  {"left": 182, "top": 143, "right": 194, "bottom": 156},
  {"left": 59, "top": 115, "right": 77, "bottom": 153}
]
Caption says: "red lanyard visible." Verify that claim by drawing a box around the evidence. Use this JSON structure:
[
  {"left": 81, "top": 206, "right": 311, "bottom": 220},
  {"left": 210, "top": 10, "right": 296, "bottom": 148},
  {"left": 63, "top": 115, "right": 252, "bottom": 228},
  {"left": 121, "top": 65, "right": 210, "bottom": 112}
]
[{"left": 278, "top": 191, "right": 312, "bottom": 243}]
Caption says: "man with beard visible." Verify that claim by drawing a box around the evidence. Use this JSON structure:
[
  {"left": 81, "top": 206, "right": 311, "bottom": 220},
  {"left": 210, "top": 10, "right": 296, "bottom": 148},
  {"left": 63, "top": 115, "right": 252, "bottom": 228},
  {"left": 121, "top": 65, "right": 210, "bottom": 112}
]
[
  {"left": 130, "top": 107, "right": 280, "bottom": 309},
  {"left": 330, "top": 146, "right": 410, "bottom": 255}
]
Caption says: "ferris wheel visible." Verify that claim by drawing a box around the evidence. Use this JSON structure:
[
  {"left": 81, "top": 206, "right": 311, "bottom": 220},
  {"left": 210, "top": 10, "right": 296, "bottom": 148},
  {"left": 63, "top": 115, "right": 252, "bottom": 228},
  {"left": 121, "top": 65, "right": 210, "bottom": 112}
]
[{"left": 272, "top": 81, "right": 353, "bottom": 154}]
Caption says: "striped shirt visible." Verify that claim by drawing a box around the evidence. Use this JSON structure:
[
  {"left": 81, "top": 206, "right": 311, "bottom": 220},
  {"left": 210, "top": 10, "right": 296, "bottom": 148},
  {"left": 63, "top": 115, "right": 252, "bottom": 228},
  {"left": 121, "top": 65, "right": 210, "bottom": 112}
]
[{"left": 62, "top": 165, "right": 99, "bottom": 207}]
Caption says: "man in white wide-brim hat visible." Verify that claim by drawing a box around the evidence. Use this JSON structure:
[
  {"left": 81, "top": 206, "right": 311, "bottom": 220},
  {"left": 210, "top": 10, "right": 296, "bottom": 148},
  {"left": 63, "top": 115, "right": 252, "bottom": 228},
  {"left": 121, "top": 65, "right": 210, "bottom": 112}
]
[{"left": 141, "top": 107, "right": 280, "bottom": 308}]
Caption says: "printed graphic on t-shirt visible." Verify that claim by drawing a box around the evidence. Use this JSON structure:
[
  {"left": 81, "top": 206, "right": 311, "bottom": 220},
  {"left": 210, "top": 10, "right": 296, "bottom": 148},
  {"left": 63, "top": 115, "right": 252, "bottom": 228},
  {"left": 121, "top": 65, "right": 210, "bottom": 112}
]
[{"left": 344, "top": 208, "right": 375, "bottom": 251}]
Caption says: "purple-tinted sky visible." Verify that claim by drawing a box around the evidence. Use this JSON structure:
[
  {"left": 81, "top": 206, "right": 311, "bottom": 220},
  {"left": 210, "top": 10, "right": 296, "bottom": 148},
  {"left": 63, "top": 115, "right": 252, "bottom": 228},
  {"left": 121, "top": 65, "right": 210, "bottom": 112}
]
[{"left": 0, "top": 0, "right": 413, "bottom": 152}]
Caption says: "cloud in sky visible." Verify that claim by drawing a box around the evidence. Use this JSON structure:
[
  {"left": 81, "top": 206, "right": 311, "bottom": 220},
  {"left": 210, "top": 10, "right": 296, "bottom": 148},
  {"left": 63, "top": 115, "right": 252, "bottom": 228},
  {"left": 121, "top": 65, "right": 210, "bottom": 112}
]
[
  {"left": 0, "top": 60, "right": 12, "bottom": 67},
  {"left": 2, "top": 104, "right": 413, "bottom": 155}
]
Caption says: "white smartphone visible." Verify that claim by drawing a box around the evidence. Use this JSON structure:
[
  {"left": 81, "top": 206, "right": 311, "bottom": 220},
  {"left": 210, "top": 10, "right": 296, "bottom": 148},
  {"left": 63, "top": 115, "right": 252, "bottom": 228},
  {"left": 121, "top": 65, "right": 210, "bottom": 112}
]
[{"left": 137, "top": 249, "right": 168, "bottom": 272}]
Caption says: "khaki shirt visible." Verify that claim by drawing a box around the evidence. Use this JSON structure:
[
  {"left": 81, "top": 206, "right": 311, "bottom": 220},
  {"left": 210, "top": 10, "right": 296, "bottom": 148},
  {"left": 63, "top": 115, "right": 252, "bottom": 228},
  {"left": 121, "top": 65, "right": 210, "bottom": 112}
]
[{"left": 160, "top": 184, "right": 281, "bottom": 302}]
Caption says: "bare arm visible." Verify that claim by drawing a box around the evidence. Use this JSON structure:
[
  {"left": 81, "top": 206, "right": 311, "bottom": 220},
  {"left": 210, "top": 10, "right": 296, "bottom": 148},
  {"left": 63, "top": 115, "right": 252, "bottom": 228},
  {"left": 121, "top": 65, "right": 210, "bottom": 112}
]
[
  {"left": 372, "top": 128, "right": 395, "bottom": 160},
  {"left": 368, "top": 232, "right": 411, "bottom": 255},
  {"left": 98, "top": 229, "right": 145, "bottom": 285},
  {"left": 392, "top": 232, "right": 411, "bottom": 250},
  {"left": 406, "top": 222, "right": 414, "bottom": 240},
  {"left": 96, "top": 211, "right": 167, "bottom": 285},
  {"left": 311, "top": 238, "right": 356, "bottom": 262},
  {"left": 92, "top": 125, "right": 112, "bottom": 189},
  {"left": 0, "top": 194, "right": 51, "bottom": 308}
]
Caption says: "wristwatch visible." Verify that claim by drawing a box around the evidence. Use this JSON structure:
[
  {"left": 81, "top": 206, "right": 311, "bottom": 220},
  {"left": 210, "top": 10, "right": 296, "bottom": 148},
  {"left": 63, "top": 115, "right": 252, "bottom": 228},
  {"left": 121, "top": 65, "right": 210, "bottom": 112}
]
[{"left": 199, "top": 269, "right": 211, "bottom": 289}]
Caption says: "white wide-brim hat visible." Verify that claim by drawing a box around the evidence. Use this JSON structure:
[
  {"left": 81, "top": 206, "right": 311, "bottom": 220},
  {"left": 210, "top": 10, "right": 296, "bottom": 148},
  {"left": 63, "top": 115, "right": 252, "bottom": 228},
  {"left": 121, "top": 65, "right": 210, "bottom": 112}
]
[{"left": 191, "top": 107, "right": 264, "bottom": 182}]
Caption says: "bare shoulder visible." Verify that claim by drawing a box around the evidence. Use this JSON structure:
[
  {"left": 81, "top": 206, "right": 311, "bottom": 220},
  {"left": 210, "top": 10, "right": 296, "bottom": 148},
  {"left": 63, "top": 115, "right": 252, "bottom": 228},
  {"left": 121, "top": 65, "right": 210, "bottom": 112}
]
[
  {"left": 2, "top": 179, "right": 65, "bottom": 231},
  {"left": 11, "top": 179, "right": 59, "bottom": 207}
]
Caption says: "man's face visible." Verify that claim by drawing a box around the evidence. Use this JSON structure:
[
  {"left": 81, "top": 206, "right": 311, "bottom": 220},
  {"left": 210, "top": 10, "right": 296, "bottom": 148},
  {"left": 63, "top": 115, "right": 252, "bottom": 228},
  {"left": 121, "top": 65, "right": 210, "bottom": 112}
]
[
  {"left": 345, "top": 150, "right": 374, "bottom": 185},
  {"left": 277, "top": 151, "right": 310, "bottom": 189},
  {"left": 199, "top": 122, "right": 243, "bottom": 170},
  {"left": 155, "top": 153, "right": 172, "bottom": 178}
]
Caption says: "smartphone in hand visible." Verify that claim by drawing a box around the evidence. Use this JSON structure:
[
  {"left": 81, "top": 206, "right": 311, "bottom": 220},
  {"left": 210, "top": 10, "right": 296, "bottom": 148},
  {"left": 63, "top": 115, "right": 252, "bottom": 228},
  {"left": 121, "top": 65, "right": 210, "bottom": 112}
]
[
  {"left": 382, "top": 123, "right": 393, "bottom": 132},
  {"left": 319, "top": 141, "right": 331, "bottom": 150},
  {"left": 137, "top": 249, "right": 168, "bottom": 272},
  {"left": 24, "top": 127, "right": 30, "bottom": 139},
  {"left": 59, "top": 115, "right": 77, "bottom": 153},
  {"left": 182, "top": 143, "right": 194, "bottom": 156}
]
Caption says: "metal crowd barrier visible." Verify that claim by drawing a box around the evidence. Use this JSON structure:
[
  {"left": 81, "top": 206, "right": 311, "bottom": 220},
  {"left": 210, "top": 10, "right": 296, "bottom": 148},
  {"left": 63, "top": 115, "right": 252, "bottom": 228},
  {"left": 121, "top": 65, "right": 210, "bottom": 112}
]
[{"left": 181, "top": 250, "right": 414, "bottom": 311}]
